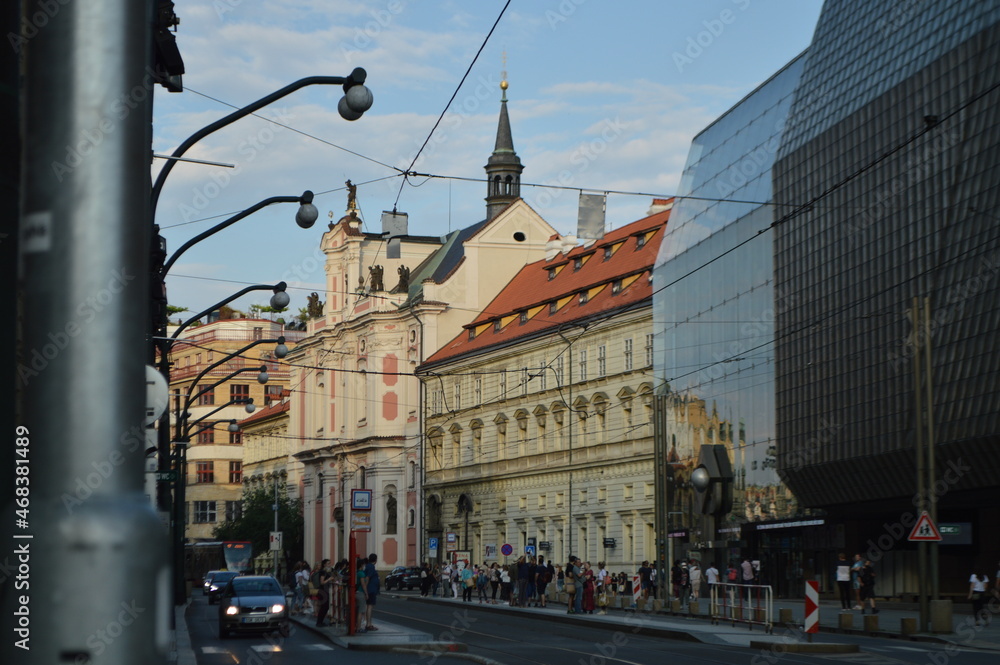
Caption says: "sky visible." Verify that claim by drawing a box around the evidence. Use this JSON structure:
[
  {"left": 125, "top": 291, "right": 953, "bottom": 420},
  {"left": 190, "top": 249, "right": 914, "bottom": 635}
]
[{"left": 153, "top": 0, "right": 824, "bottom": 320}]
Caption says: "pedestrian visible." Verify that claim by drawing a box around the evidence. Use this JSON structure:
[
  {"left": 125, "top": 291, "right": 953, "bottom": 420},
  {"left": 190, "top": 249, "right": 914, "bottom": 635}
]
[
  {"left": 461, "top": 563, "right": 474, "bottom": 602},
  {"left": 969, "top": 569, "right": 991, "bottom": 626},
  {"left": 432, "top": 565, "right": 442, "bottom": 597},
  {"left": 330, "top": 560, "right": 346, "bottom": 625},
  {"left": 596, "top": 562, "right": 609, "bottom": 614},
  {"left": 315, "top": 559, "right": 332, "bottom": 627},
  {"left": 450, "top": 563, "right": 461, "bottom": 599},
  {"left": 419, "top": 562, "right": 431, "bottom": 597},
  {"left": 671, "top": 560, "right": 682, "bottom": 600},
  {"left": 514, "top": 556, "right": 529, "bottom": 607},
  {"left": 564, "top": 558, "right": 578, "bottom": 614},
  {"left": 555, "top": 564, "right": 564, "bottom": 592},
  {"left": 477, "top": 565, "right": 490, "bottom": 603},
  {"left": 638, "top": 560, "right": 652, "bottom": 600},
  {"left": 582, "top": 562, "right": 596, "bottom": 614},
  {"left": 859, "top": 559, "right": 878, "bottom": 614},
  {"left": 526, "top": 556, "right": 539, "bottom": 607},
  {"left": 835, "top": 553, "right": 852, "bottom": 610},
  {"left": 689, "top": 561, "right": 702, "bottom": 601},
  {"left": 537, "top": 557, "right": 553, "bottom": 608},
  {"left": 850, "top": 553, "right": 864, "bottom": 609},
  {"left": 364, "top": 553, "right": 380, "bottom": 630},
  {"left": 679, "top": 561, "right": 691, "bottom": 604},
  {"left": 571, "top": 557, "right": 584, "bottom": 614},
  {"left": 500, "top": 564, "right": 512, "bottom": 604},
  {"left": 490, "top": 562, "right": 501, "bottom": 603},
  {"left": 354, "top": 557, "right": 368, "bottom": 632}
]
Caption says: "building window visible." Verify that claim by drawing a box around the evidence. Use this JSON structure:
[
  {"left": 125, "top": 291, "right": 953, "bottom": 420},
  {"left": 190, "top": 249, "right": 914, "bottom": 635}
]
[
  {"left": 229, "top": 461, "right": 242, "bottom": 483},
  {"left": 624, "top": 484, "right": 633, "bottom": 501},
  {"left": 598, "top": 345, "right": 606, "bottom": 377},
  {"left": 578, "top": 291, "right": 588, "bottom": 304},
  {"left": 231, "top": 384, "right": 249, "bottom": 401},
  {"left": 198, "top": 426, "right": 215, "bottom": 445},
  {"left": 624, "top": 338, "right": 633, "bottom": 371},
  {"left": 264, "top": 384, "right": 283, "bottom": 406},
  {"left": 555, "top": 492, "right": 564, "bottom": 507},
  {"left": 645, "top": 482, "right": 655, "bottom": 499},
  {"left": 225, "top": 500, "right": 242, "bottom": 522},
  {"left": 499, "top": 498, "right": 507, "bottom": 513},
  {"left": 519, "top": 496, "right": 527, "bottom": 510},
  {"left": 474, "top": 377, "right": 482, "bottom": 405},
  {"left": 611, "top": 280, "right": 622, "bottom": 295},
  {"left": 578, "top": 349, "right": 587, "bottom": 382},
  {"left": 409, "top": 461, "right": 417, "bottom": 488},
  {"left": 493, "top": 320, "right": 502, "bottom": 333},
  {"left": 578, "top": 489, "right": 588, "bottom": 505},
  {"left": 196, "top": 386, "right": 215, "bottom": 406},
  {"left": 574, "top": 257, "right": 583, "bottom": 271},
  {"left": 598, "top": 487, "right": 607, "bottom": 503},
  {"left": 229, "top": 430, "right": 242, "bottom": 445},
  {"left": 468, "top": 329, "right": 476, "bottom": 341},
  {"left": 645, "top": 333, "right": 654, "bottom": 367},
  {"left": 548, "top": 268, "right": 557, "bottom": 281},
  {"left": 454, "top": 382, "right": 462, "bottom": 411},
  {"left": 519, "top": 311, "right": 528, "bottom": 325},
  {"left": 539, "top": 365, "right": 547, "bottom": 391},
  {"left": 498, "top": 370, "right": 507, "bottom": 397},
  {"left": 538, "top": 494, "right": 547, "bottom": 509},
  {"left": 521, "top": 368, "right": 529, "bottom": 396},
  {"left": 193, "top": 501, "right": 216, "bottom": 523},
  {"left": 196, "top": 461, "right": 214, "bottom": 483},
  {"left": 604, "top": 246, "right": 613, "bottom": 261},
  {"left": 635, "top": 234, "right": 646, "bottom": 249},
  {"left": 555, "top": 356, "right": 564, "bottom": 386}
]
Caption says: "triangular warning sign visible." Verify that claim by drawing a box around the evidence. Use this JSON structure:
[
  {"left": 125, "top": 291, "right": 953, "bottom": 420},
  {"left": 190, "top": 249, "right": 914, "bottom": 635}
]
[{"left": 908, "top": 511, "right": 943, "bottom": 541}]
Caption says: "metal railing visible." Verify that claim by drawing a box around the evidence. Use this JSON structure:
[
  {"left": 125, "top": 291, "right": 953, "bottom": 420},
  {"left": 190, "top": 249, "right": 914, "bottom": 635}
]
[{"left": 709, "top": 582, "right": 774, "bottom": 633}]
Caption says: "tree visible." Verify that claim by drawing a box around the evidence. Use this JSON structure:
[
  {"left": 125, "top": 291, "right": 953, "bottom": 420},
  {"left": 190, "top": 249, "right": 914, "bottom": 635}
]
[{"left": 214, "top": 483, "right": 304, "bottom": 567}]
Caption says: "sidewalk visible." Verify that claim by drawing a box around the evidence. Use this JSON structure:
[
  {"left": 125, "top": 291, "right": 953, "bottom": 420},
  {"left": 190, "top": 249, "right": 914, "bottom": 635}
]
[
  {"left": 287, "top": 610, "right": 467, "bottom": 653},
  {"left": 403, "top": 591, "right": 1000, "bottom": 653}
]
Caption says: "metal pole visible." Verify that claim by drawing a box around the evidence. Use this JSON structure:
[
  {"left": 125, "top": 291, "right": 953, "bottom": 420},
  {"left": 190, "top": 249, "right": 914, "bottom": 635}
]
[
  {"left": 923, "top": 297, "right": 939, "bottom": 601},
  {"left": 274, "top": 475, "right": 280, "bottom": 578},
  {"left": 14, "top": 2, "right": 169, "bottom": 664},
  {"left": 911, "top": 298, "right": 928, "bottom": 631}
]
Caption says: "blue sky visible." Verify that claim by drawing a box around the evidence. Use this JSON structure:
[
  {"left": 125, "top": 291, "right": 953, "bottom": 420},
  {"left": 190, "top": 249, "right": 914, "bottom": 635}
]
[{"left": 154, "top": 0, "right": 823, "bottom": 318}]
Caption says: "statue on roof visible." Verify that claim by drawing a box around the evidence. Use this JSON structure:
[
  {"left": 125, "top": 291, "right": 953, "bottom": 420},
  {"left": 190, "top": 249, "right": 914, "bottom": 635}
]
[
  {"left": 392, "top": 265, "right": 411, "bottom": 293},
  {"left": 307, "top": 292, "right": 325, "bottom": 318},
  {"left": 369, "top": 264, "right": 384, "bottom": 292},
  {"left": 346, "top": 179, "right": 358, "bottom": 210}
]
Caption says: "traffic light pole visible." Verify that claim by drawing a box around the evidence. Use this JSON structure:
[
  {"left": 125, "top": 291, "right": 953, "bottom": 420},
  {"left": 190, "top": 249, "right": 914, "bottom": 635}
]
[{"left": 13, "top": 1, "right": 168, "bottom": 664}]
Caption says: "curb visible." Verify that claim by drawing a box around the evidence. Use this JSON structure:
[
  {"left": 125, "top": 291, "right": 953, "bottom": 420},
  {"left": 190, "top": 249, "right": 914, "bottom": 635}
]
[
  {"left": 392, "top": 646, "right": 505, "bottom": 665},
  {"left": 289, "top": 615, "right": 466, "bottom": 652},
  {"left": 750, "top": 640, "right": 859, "bottom": 654}
]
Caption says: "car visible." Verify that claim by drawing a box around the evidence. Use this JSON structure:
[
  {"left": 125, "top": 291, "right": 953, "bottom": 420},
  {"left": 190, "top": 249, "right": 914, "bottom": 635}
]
[
  {"left": 217, "top": 575, "right": 289, "bottom": 639},
  {"left": 206, "top": 571, "right": 239, "bottom": 605},
  {"left": 203, "top": 570, "right": 224, "bottom": 595},
  {"left": 385, "top": 566, "right": 422, "bottom": 591}
]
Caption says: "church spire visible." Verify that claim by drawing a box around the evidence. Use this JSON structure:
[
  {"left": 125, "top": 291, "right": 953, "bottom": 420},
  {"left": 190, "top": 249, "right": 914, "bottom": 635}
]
[{"left": 485, "top": 56, "right": 523, "bottom": 220}]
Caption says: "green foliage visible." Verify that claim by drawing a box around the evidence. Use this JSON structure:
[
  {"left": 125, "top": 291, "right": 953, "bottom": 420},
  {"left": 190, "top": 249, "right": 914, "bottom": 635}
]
[
  {"left": 213, "top": 483, "right": 304, "bottom": 563},
  {"left": 166, "top": 305, "right": 189, "bottom": 317}
]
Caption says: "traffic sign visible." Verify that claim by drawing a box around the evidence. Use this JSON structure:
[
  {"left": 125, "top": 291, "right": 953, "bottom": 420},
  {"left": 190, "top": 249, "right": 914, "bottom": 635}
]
[
  {"left": 269, "top": 531, "right": 283, "bottom": 552},
  {"left": 632, "top": 574, "right": 641, "bottom": 606},
  {"left": 500, "top": 543, "right": 513, "bottom": 556},
  {"left": 429, "top": 537, "right": 439, "bottom": 554},
  {"left": 804, "top": 581, "right": 819, "bottom": 633},
  {"left": 155, "top": 470, "right": 176, "bottom": 482},
  {"left": 351, "top": 512, "right": 371, "bottom": 532},
  {"left": 351, "top": 489, "right": 373, "bottom": 510},
  {"left": 525, "top": 545, "right": 536, "bottom": 558},
  {"left": 908, "top": 511, "right": 943, "bottom": 541}
]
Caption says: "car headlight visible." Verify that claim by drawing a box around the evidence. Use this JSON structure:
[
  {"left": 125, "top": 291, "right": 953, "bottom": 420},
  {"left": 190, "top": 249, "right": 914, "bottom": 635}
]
[
  {"left": 225, "top": 605, "right": 239, "bottom": 616},
  {"left": 210, "top": 585, "right": 219, "bottom": 592},
  {"left": 270, "top": 604, "right": 284, "bottom": 614}
]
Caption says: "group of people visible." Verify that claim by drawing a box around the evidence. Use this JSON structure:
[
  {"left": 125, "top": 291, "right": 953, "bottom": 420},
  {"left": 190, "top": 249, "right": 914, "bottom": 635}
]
[
  {"left": 289, "top": 554, "right": 382, "bottom": 633},
  {"left": 834, "top": 553, "right": 879, "bottom": 614}
]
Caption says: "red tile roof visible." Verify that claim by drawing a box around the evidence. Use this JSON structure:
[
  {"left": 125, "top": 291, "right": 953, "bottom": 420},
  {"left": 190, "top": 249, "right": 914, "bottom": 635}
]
[
  {"left": 421, "top": 204, "right": 671, "bottom": 367},
  {"left": 239, "top": 399, "right": 290, "bottom": 427}
]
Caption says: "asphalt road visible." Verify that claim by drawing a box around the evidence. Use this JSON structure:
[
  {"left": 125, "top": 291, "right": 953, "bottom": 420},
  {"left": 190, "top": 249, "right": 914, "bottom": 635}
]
[
  {"left": 375, "top": 592, "right": 1000, "bottom": 665},
  {"left": 184, "top": 592, "right": 417, "bottom": 665}
]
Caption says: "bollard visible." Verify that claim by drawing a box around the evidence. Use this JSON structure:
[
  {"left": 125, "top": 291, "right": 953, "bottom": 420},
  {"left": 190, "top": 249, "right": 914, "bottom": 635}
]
[
  {"left": 900, "top": 617, "right": 917, "bottom": 635},
  {"left": 930, "top": 599, "right": 953, "bottom": 634},
  {"left": 671, "top": 599, "right": 681, "bottom": 613},
  {"left": 652, "top": 599, "right": 663, "bottom": 612},
  {"left": 636, "top": 598, "right": 646, "bottom": 611},
  {"left": 779, "top": 608, "right": 793, "bottom": 624},
  {"left": 863, "top": 614, "right": 879, "bottom": 633},
  {"left": 689, "top": 600, "right": 701, "bottom": 615},
  {"left": 839, "top": 612, "right": 854, "bottom": 630}
]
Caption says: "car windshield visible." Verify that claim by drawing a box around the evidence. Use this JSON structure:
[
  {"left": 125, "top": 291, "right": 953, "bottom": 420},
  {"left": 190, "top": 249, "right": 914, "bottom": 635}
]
[
  {"left": 231, "top": 578, "right": 281, "bottom": 596},
  {"left": 213, "top": 573, "right": 238, "bottom": 584}
]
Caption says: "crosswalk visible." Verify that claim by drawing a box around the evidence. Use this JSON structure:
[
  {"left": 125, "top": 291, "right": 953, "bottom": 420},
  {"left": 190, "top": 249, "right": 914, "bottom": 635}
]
[{"left": 201, "top": 643, "right": 334, "bottom": 654}]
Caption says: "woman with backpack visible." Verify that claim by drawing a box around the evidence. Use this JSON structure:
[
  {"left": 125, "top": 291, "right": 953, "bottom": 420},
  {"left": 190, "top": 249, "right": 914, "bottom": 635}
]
[{"left": 564, "top": 559, "right": 578, "bottom": 614}]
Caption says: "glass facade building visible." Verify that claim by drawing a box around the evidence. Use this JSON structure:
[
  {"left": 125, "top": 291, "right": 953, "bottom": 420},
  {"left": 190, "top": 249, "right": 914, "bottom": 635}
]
[
  {"left": 653, "top": 54, "right": 819, "bottom": 596},
  {"left": 773, "top": 1, "right": 1000, "bottom": 515}
]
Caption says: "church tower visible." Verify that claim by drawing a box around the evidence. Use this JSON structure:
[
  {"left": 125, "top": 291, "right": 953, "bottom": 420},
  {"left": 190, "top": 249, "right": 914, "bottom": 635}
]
[{"left": 484, "top": 64, "right": 524, "bottom": 220}]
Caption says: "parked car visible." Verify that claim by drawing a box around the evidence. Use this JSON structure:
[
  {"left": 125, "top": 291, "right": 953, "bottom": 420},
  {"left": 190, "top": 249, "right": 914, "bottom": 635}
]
[
  {"left": 218, "top": 575, "right": 289, "bottom": 639},
  {"left": 203, "top": 570, "right": 224, "bottom": 595},
  {"left": 384, "top": 566, "right": 422, "bottom": 591},
  {"left": 206, "top": 571, "right": 239, "bottom": 604}
]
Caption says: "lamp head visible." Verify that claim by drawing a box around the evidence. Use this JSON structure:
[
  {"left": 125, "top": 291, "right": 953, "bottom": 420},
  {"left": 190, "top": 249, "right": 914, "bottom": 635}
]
[
  {"left": 270, "top": 282, "right": 290, "bottom": 309},
  {"left": 274, "top": 336, "right": 288, "bottom": 359},
  {"left": 245, "top": 398, "right": 256, "bottom": 414},
  {"left": 296, "top": 190, "right": 318, "bottom": 228},
  {"left": 227, "top": 420, "right": 240, "bottom": 433},
  {"left": 257, "top": 365, "right": 269, "bottom": 384}
]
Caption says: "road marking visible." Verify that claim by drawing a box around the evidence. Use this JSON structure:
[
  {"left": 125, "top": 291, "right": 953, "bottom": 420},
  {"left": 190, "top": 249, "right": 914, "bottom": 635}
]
[
  {"left": 251, "top": 645, "right": 283, "bottom": 652},
  {"left": 201, "top": 647, "right": 229, "bottom": 654},
  {"left": 302, "top": 644, "right": 335, "bottom": 650}
]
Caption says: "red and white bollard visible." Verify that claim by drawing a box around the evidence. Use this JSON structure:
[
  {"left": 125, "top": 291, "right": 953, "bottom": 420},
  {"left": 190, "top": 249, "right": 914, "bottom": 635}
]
[{"left": 804, "top": 580, "right": 819, "bottom": 641}]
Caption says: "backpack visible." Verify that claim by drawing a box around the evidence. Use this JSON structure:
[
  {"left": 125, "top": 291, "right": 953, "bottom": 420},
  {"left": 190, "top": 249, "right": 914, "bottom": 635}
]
[
  {"left": 727, "top": 568, "right": 738, "bottom": 582},
  {"left": 540, "top": 567, "right": 553, "bottom": 584}
]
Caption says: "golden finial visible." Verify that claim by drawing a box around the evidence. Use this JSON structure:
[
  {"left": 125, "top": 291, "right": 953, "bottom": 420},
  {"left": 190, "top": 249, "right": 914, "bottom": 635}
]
[{"left": 500, "top": 50, "right": 508, "bottom": 97}]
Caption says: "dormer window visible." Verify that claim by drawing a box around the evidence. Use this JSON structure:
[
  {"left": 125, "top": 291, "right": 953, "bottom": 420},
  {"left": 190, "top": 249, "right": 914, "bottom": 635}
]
[
  {"left": 548, "top": 268, "right": 557, "bottom": 281},
  {"left": 549, "top": 302, "right": 559, "bottom": 315},
  {"left": 519, "top": 311, "right": 528, "bottom": 325},
  {"left": 493, "top": 320, "right": 502, "bottom": 333},
  {"left": 612, "top": 280, "right": 622, "bottom": 295},
  {"left": 573, "top": 257, "right": 583, "bottom": 271},
  {"left": 604, "top": 246, "right": 613, "bottom": 261},
  {"left": 635, "top": 234, "right": 646, "bottom": 249},
  {"left": 468, "top": 329, "right": 476, "bottom": 341},
  {"left": 579, "top": 291, "right": 589, "bottom": 304}
]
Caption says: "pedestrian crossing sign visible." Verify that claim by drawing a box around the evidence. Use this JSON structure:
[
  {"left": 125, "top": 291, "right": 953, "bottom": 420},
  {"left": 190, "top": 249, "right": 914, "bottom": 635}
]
[{"left": 908, "top": 511, "right": 943, "bottom": 541}]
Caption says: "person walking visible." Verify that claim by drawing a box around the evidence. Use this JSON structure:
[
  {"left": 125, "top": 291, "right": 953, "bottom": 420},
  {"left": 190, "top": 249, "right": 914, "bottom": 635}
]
[
  {"left": 515, "top": 556, "right": 529, "bottom": 607},
  {"left": 858, "top": 559, "right": 878, "bottom": 614},
  {"left": 364, "top": 553, "right": 380, "bottom": 631},
  {"left": 689, "top": 561, "right": 702, "bottom": 601},
  {"left": 490, "top": 562, "right": 501, "bottom": 603},
  {"left": 850, "top": 554, "right": 864, "bottom": 609},
  {"left": 969, "top": 570, "right": 991, "bottom": 626},
  {"left": 582, "top": 562, "right": 596, "bottom": 614},
  {"left": 835, "top": 553, "right": 852, "bottom": 610},
  {"left": 564, "top": 558, "right": 578, "bottom": 614},
  {"left": 638, "top": 560, "right": 652, "bottom": 600}
]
